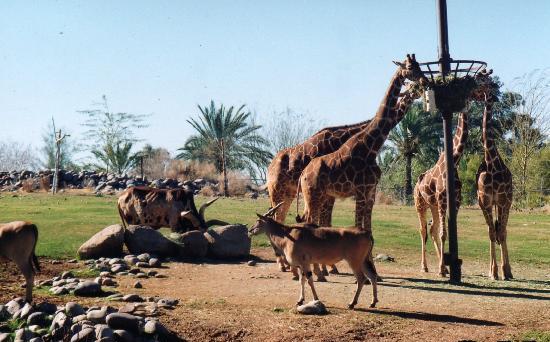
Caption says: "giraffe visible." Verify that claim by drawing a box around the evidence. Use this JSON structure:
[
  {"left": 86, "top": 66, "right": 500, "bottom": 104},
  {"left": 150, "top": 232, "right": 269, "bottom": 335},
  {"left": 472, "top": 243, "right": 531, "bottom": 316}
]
[
  {"left": 267, "top": 120, "right": 371, "bottom": 279},
  {"left": 473, "top": 70, "right": 514, "bottom": 280},
  {"left": 413, "top": 110, "right": 468, "bottom": 276},
  {"left": 297, "top": 54, "right": 428, "bottom": 233}
]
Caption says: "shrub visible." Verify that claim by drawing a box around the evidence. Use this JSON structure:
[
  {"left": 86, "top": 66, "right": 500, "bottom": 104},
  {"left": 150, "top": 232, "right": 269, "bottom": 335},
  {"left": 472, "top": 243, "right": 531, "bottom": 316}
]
[{"left": 165, "top": 160, "right": 217, "bottom": 181}]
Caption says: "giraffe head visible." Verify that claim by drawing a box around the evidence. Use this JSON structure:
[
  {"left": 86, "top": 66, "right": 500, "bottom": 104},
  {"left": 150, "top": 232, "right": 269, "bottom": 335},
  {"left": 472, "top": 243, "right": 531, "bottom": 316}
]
[
  {"left": 471, "top": 69, "right": 498, "bottom": 102},
  {"left": 393, "top": 54, "right": 429, "bottom": 87}
]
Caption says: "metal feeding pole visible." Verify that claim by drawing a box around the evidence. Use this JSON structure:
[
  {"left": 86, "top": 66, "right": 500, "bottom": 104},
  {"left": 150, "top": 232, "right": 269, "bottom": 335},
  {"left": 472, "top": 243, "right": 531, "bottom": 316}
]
[{"left": 436, "top": 0, "right": 461, "bottom": 283}]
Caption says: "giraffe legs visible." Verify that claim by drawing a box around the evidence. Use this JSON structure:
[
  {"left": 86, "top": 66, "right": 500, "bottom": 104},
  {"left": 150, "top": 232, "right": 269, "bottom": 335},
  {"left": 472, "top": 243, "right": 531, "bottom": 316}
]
[
  {"left": 437, "top": 202, "right": 449, "bottom": 277},
  {"left": 415, "top": 203, "right": 429, "bottom": 272},
  {"left": 319, "top": 197, "right": 339, "bottom": 275},
  {"left": 480, "top": 203, "right": 499, "bottom": 280},
  {"left": 497, "top": 203, "right": 513, "bottom": 280}
]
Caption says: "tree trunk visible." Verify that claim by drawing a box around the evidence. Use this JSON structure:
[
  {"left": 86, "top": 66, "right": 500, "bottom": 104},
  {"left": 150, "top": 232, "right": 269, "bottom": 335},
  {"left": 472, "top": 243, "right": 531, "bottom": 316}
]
[
  {"left": 405, "top": 154, "right": 413, "bottom": 205},
  {"left": 221, "top": 139, "right": 229, "bottom": 197}
]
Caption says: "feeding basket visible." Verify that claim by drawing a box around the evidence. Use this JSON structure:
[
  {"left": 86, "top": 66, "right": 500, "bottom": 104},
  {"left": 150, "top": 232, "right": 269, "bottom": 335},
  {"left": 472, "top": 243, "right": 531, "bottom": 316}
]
[{"left": 415, "top": 59, "right": 487, "bottom": 113}]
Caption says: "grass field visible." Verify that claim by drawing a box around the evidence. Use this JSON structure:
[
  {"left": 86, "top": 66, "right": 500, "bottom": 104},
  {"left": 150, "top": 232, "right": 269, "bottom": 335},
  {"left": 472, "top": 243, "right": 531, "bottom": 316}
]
[{"left": 0, "top": 191, "right": 548, "bottom": 267}]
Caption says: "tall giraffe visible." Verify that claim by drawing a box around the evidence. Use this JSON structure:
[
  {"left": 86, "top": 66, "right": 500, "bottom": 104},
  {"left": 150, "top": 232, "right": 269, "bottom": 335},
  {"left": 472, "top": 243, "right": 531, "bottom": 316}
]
[
  {"left": 297, "top": 54, "right": 428, "bottom": 232},
  {"left": 474, "top": 71, "right": 514, "bottom": 280},
  {"left": 413, "top": 111, "right": 468, "bottom": 276},
  {"left": 267, "top": 120, "right": 371, "bottom": 278}
]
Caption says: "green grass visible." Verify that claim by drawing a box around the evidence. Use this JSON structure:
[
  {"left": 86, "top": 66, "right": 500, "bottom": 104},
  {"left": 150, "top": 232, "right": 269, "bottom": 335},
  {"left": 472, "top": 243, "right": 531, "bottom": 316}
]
[
  {"left": 0, "top": 192, "right": 549, "bottom": 266},
  {"left": 520, "top": 330, "right": 550, "bottom": 342}
]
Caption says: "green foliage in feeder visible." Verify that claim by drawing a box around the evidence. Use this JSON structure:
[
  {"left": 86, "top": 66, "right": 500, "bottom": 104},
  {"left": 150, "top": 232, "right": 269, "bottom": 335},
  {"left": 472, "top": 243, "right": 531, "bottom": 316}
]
[{"left": 410, "top": 75, "right": 478, "bottom": 113}]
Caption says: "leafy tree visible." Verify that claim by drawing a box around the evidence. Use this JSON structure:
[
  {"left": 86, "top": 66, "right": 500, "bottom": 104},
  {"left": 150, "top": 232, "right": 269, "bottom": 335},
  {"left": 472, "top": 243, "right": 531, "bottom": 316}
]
[
  {"left": 177, "top": 101, "right": 272, "bottom": 196},
  {"left": 134, "top": 144, "right": 171, "bottom": 179},
  {"left": 388, "top": 102, "right": 441, "bottom": 203},
  {"left": 78, "top": 95, "right": 148, "bottom": 173}
]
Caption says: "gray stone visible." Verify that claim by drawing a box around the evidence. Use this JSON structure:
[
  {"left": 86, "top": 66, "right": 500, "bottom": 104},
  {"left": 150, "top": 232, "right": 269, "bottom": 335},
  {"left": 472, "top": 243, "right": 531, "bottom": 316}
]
[
  {"left": 66, "top": 302, "right": 86, "bottom": 317},
  {"left": 157, "top": 298, "right": 178, "bottom": 306},
  {"left": 14, "top": 328, "right": 36, "bottom": 341},
  {"left": 122, "top": 294, "right": 144, "bottom": 302},
  {"left": 111, "top": 264, "right": 128, "bottom": 273},
  {"left": 27, "top": 312, "right": 48, "bottom": 326},
  {"left": 51, "top": 286, "right": 69, "bottom": 295},
  {"left": 78, "top": 224, "right": 125, "bottom": 259},
  {"left": 113, "top": 329, "right": 135, "bottom": 342},
  {"left": 135, "top": 273, "right": 148, "bottom": 279},
  {"left": 135, "top": 261, "right": 149, "bottom": 268},
  {"left": 133, "top": 281, "right": 142, "bottom": 289},
  {"left": 87, "top": 307, "right": 109, "bottom": 324},
  {"left": 374, "top": 253, "right": 395, "bottom": 262},
  {"left": 148, "top": 258, "right": 161, "bottom": 267},
  {"left": 50, "top": 311, "right": 71, "bottom": 336},
  {"left": 0, "top": 333, "right": 9, "bottom": 342},
  {"left": 178, "top": 230, "right": 208, "bottom": 258},
  {"left": 105, "top": 313, "right": 141, "bottom": 333},
  {"left": 123, "top": 255, "right": 139, "bottom": 265},
  {"left": 35, "top": 301, "right": 57, "bottom": 314},
  {"left": 204, "top": 225, "right": 251, "bottom": 259},
  {"left": 74, "top": 281, "right": 102, "bottom": 297},
  {"left": 72, "top": 314, "right": 88, "bottom": 323},
  {"left": 124, "top": 225, "right": 184, "bottom": 257},
  {"left": 247, "top": 260, "right": 257, "bottom": 266},
  {"left": 95, "top": 324, "right": 114, "bottom": 339},
  {"left": 61, "top": 271, "right": 75, "bottom": 279},
  {"left": 137, "top": 253, "right": 151, "bottom": 262},
  {"left": 29, "top": 337, "right": 44, "bottom": 342},
  {"left": 5, "top": 298, "right": 24, "bottom": 315},
  {"left": 0, "top": 305, "right": 10, "bottom": 322},
  {"left": 70, "top": 327, "right": 95, "bottom": 342},
  {"left": 19, "top": 303, "right": 34, "bottom": 319},
  {"left": 296, "top": 300, "right": 328, "bottom": 315}
]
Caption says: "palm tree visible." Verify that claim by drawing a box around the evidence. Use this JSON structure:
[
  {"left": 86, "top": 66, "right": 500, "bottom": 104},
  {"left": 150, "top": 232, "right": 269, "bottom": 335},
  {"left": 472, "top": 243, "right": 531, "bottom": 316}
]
[
  {"left": 177, "top": 101, "right": 272, "bottom": 196},
  {"left": 388, "top": 103, "right": 441, "bottom": 203},
  {"left": 92, "top": 141, "right": 137, "bottom": 175}
]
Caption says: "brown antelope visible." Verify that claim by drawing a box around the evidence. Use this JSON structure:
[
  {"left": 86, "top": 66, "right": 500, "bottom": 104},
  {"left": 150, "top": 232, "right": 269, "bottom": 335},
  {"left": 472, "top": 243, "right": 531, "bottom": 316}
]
[
  {"left": 0, "top": 221, "right": 40, "bottom": 303},
  {"left": 249, "top": 204, "right": 378, "bottom": 309}
]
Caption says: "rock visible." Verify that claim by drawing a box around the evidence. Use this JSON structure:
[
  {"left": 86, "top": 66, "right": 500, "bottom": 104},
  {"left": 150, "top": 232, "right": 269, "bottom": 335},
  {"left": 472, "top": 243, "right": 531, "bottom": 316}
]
[
  {"left": 108, "top": 258, "right": 124, "bottom": 265},
  {"left": 14, "top": 328, "right": 35, "bottom": 341},
  {"left": 67, "top": 259, "right": 78, "bottom": 263},
  {"left": 135, "top": 262, "right": 149, "bottom": 268},
  {"left": 133, "top": 282, "right": 142, "bottom": 289},
  {"left": 72, "top": 314, "right": 88, "bottom": 323},
  {"left": 5, "top": 298, "right": 24, "bottom": 316},
  {"left": 137, "top": 253, "right": 151, "bottom": 262},
  {"left": 147, "top": 270, "right": 158, "bottom": 277},
  {"left": 157, "top": 298, "right": 178, "bottom": 307},
  {"left": 70, "top": 327, "right": 95, "bottom": 342},
  {"left": 0, "top": 333, "right": 10, "bottom": 342},
  {"left": 204, "top": 225, "right": 251, "bottom": 259},
  {"left": 296, "top": 300, "right": 328, "bottom": 315},
  {"left": 66, "top": 302, "right": 86, "bottom": 317},
  {"left": 374, "top": 253, "right": 395, "bottom": 262},
  {"left": 148, "top": 258, "right": 161, "bottom": 267},
  {"left": 123, "top": 255, "right": 139, "bottom": 265},
  {"left": 105, "top": 313, "right": 141, "bottom": 333},
  {"left": 61, "top": 271, "right": 75, "bottom": 279},
  {"left": 247, "top": 260, "right": 257, "bottom": 266},
  {"left": 0, "top": 305, "right": 10, "bottom": 322},
  {"left": 27, "top": 312, "right": 48, "bottom": 326},
  {"left": 35, "top": 301, "right": 57, "bottom": 314},
  {"left": 122, "top": 294, "right": 144, "bottom": 303},
  {"left": 87, "top": 307, "right": 110, "bottom": 324},
  {"left": 51, "top": 286, "right": 69, "bottom": 295},
  {"left": 102, "top": 278, "right": 117, "bottom": 287},
  {"left": 178, "top": 230, "right": 208, "bottom": 258},
  {"left": 124, "top": 225, "right": 184, "bottom": 257},
  {"left": 50, "top": 312, "right": 71, "bottom": 338},
  {"left": 19, "top": 303, "right": 34, "bottom": 319},
  {"left": 111, "top": 264, "right": 128, "bottom": 273},
  {"left": 143, "top": 320, "right": 179, "bottom": 341},
  {"left": 74, "top": 281, "right": 102, "bottom": 297},
  {"left": 135, "top": 273, "right": 148, "bottom": 279},
  {"left": 95, "top": 324, "right": 114, "bottom": 339},
  {"left": 29, "top": 337, "right": 44, "bottom": 342},
  {"left": 113, "top": 329, "right": 134, "bottom": 342},
  {"left": 78, "top": 224, "right": 125, "bottom": 259}
]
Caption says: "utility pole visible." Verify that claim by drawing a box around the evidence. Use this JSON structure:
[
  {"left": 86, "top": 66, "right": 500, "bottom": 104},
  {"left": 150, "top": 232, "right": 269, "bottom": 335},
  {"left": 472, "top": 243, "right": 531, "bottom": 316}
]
[
  {"left": 436, "top": 0, "right": 461, "bottom": 283},
  {"left": 52, "top": 120, "right": 70, "bottom": 194}
]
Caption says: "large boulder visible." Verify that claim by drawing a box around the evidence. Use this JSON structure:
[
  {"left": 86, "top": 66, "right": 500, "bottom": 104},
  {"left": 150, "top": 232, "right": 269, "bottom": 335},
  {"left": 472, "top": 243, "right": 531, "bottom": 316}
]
[
  {"left": 77, "top": 224, "right": 125, "bottom": 259},
  {"left": 124, "top": 225, "right": 183, "bottom": 257},
  {"left": 174, "top": 231, "right": 208, "bottom": 258},
  {"left": 204, "top": 225, "right": 251, "bottom": 259}
]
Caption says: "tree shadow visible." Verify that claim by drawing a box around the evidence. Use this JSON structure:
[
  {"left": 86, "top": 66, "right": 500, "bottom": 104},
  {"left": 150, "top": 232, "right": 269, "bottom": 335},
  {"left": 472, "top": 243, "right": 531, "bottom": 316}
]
[
  {"left": 380, "top": 277, "right": 550, "bottom": 301},
  {"left": 357, "top": 308, "right": 504, "bottom": 326}
]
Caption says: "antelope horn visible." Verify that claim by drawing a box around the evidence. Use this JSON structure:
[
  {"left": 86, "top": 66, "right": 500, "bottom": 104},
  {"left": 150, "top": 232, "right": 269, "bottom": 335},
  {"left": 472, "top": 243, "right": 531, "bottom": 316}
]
[
  {"left": 199, "top": 197, "right": 219, "bottom": 219},
  {"left": 181, "top": 210, "right": 201, "bottom": 227},
  {"left": 265, "top": 202, "right": 284, "bottom": 217}
]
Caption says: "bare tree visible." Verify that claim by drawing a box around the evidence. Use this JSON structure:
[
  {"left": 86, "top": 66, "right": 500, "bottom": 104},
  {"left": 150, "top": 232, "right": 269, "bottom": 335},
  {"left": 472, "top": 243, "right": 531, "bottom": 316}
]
[
  {"left": 0, "top": 141, "right": 38, "bottom": 171},
  {"left": 506, "top": 69, "right": 550, "bottom": 203},
  {"left": 263, "top": 108, "right": 325, "bottom": 153}
]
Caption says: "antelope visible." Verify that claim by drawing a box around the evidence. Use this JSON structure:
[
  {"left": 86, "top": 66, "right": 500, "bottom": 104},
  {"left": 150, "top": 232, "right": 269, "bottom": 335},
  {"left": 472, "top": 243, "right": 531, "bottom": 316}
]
[
  {"left": 249, "top": 204, "right": 378, "bottom": 309},
  {"left": 0, "top": 221, "right": 40, "bottom": 303}
]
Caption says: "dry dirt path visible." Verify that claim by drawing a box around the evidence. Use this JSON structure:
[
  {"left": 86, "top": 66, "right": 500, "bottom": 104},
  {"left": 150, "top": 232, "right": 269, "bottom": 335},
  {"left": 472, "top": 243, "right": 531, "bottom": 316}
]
[{"left": 112, "top": 248, "right": 550, "bottom": 341}]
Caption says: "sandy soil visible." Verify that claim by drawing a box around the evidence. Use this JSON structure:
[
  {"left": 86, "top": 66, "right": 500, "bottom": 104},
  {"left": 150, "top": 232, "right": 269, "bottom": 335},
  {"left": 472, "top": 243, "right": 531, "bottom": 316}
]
[{"left": 1, "top": 249, "right": 549, "bottom": 341}]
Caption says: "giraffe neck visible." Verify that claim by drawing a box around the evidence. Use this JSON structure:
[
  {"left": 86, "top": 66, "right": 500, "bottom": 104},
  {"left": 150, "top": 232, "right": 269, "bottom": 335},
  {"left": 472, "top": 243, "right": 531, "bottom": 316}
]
[
  {"left": 482, "top": 98, "right": 499, "bottom": 164},
  {"left": 364, "top": 71, "right": 407, "bottom": 156},
  {"left": 452, "top": 111, "right": 468, "bottom": 165}
]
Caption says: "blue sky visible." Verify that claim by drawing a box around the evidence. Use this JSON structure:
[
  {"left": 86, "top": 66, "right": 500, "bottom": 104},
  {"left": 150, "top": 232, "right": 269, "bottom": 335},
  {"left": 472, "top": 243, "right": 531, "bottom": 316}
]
[{"left": 1, "top": 1, "right": 549, "bottom": 159}]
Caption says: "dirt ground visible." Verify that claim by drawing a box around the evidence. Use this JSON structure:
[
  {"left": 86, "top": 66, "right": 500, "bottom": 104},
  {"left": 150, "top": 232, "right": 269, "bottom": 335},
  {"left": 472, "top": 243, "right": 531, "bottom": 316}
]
[{"left": 1, "top": 249, "right": 549, "bottom": 341}]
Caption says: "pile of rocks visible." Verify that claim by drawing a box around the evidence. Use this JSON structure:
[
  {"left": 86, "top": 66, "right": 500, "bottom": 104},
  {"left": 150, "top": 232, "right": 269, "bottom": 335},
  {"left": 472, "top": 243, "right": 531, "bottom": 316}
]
[
  {"left": 0, "top": 298, "right": 182, "bottom": 342},
  {"left": 36, "top": 271, "right": 105, "bottom": 297},
  {"left": 0, "top": 169, "right": 221, "bottom": 195},
  {"left": 78, "top": 224, "right": 252, "bottom": 260},
  {"left": 85, "top": 253, "right": 166, "bottom": 283}
]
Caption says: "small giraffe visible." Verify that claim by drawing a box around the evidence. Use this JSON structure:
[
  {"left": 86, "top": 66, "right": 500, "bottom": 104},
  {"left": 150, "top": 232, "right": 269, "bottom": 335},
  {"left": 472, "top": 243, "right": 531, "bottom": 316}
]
[
  {"left": 297, "top": 54, "right": 428, "bottom": 232},
  {"left": 267, "top": 120, "right": 371, "bottom": 278},
  {"left": 474, "top": 70, "right": 514, "bottom": 280},
  {"left": 413, "top": 111, "right": 468, "bottom": 276}
]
